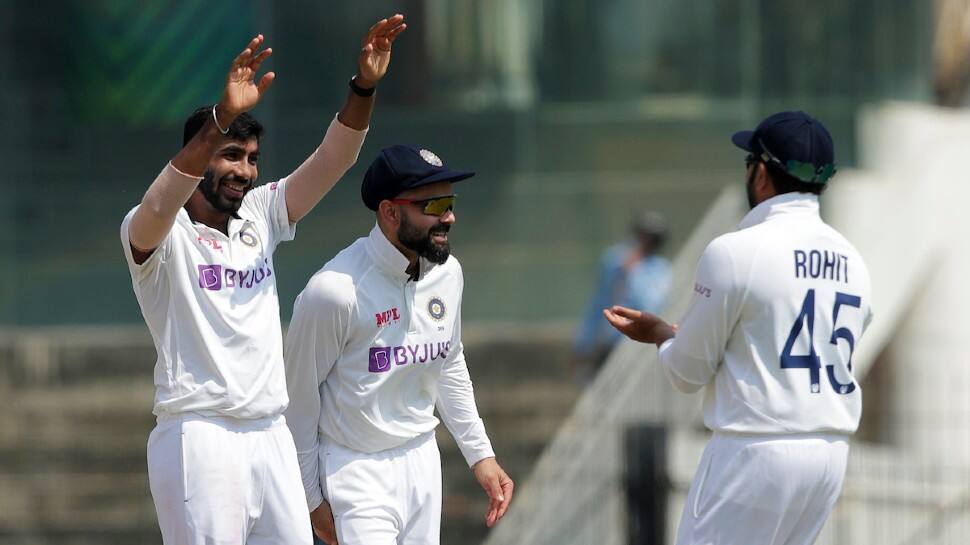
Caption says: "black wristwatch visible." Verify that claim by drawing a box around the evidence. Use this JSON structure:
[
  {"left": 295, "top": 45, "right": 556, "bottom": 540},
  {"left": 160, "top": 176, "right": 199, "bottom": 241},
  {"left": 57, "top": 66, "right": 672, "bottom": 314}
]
[{"left": 349, "top": 75, "right": 376, "bottom": 97}]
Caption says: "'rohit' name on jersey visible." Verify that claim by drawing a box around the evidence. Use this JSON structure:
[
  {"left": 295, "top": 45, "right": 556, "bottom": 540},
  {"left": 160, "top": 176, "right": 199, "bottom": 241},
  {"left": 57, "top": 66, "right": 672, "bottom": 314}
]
[
  {"left": 794, "top": 250, "right": 849, "bottom": 283},
  {"left": 368, "top": 341, "right": 452, "bottom": 373},
  {"left": 197, "top": 258, "right": 274, "bottom": 291}
]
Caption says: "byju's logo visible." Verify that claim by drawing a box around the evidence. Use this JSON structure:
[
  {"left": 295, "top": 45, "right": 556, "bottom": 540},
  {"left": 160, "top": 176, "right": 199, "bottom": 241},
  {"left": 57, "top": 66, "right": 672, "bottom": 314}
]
[
  {"left": 368, "top": 341, "right": 452, "bottom": 373},
  {"left": 197, "top": 259, "right": 273, "bottom": 292},
  {"left": 198, "top": 265, "right": 223, "bottom": 290},
  {"left": 369, "top": 347, "right": 392, "bottom": 372}
]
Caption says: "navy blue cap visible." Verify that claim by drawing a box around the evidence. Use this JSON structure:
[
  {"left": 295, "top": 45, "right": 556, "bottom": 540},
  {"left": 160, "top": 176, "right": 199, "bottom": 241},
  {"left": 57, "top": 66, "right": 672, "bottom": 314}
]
[
  {"left": 732, "top": 111, "right": 836, "bottom": 184},
  {"left": 361, "top": 145, "right": 475, "bottom": 210}
]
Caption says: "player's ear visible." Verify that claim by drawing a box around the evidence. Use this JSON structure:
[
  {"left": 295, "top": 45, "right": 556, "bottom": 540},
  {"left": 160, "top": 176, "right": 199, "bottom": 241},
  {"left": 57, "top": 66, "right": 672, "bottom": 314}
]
[
  {"left": 378, "top": 200, "right": 400, "bottom": 225},
  {"left": 755, "top": 163, "right": 773, "bottom": 194}
]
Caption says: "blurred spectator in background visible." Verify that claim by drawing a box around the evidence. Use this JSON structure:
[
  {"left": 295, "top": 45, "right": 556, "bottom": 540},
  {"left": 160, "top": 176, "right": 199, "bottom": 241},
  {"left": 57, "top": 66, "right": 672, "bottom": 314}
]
[
  {"left": 934, "top": 0, "right": 970, "bottom": 106},
  {"left": 574, "top": 211, "right": 672, "bottom": 381}
]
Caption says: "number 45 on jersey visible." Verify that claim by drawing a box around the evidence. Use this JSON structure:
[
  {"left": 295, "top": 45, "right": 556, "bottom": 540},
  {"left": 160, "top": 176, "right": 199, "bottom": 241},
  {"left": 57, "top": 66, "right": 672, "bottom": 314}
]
[{"left": 781, "top": 289, "right": 862, "bottom": 395}]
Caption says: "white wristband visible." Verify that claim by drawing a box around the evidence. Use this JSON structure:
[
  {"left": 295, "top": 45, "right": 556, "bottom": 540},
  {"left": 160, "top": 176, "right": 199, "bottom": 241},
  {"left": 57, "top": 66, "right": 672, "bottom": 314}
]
[
  {"left": 212, "top": 104, "right": 230, "bottom": 135},
  {"left": 167, "top": 161, "right": 203, "bottom": 180}
]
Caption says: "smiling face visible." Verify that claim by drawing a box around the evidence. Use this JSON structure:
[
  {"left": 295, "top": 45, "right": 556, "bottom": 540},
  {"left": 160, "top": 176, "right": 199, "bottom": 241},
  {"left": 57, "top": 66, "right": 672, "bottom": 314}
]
[
  {"left": 198, "top": 138, "right": 260, "bottom": 214},
  {"left": 389, "top": 181, "right": 456, "bottom": 264}
]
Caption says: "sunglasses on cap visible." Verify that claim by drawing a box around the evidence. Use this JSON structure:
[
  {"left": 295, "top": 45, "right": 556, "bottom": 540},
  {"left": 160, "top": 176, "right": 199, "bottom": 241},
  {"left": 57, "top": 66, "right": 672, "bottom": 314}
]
[
  {"left": 390, "top": 194, "right": 456, "bottom": 216},
  {"left": 746, "top": 138, "right": 837, "bottom": 184}
]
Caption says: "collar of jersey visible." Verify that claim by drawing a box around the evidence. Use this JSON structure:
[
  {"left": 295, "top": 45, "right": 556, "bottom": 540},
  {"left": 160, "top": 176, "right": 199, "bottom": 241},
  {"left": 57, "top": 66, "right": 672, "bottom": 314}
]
[
  {"left": 366, "top": 224, "right": 438, "bottom": 282},
  {"left": 738, "top": 192, "right": 820, "bottom": 230},
  {"left": 183, "top": 208, "right": 254, "bottom": 238}
]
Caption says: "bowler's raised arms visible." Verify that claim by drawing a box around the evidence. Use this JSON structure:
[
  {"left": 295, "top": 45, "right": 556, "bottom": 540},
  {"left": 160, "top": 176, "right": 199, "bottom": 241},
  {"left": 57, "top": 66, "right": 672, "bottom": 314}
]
[{"left": 129, "top": 35, "right": 275, "bottom": 262}]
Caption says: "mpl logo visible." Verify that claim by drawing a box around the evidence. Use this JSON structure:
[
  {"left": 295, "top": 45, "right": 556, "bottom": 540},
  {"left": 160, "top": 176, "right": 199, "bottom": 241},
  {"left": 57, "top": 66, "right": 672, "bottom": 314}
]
[
  {"left": 375, "top": 308, "right": 401, "bottom": 327},
  {"left": 198, "top": 265, "right": 223, "bottom": 290},
  {"left": 368, "top": 341, "right": 452, "bottom": 373}
]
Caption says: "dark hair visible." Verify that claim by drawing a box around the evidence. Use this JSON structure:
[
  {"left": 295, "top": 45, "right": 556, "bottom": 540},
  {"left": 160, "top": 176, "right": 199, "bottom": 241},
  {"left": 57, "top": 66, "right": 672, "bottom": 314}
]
[
  {"left": 763, "top": 162, "right": 827, "bottom": 196},
  {"left": 182, "top": 105, "right": 264, "bottom": 147},
  {"left": 632, "top": 211, "right": 668, "bottom": 251}
]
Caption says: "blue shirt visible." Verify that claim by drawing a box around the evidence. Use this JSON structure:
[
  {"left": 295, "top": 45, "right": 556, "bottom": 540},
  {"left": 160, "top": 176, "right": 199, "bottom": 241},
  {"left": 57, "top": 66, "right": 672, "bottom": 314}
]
[{"left": 575, "top": 243, "right": 672, "bottom": 356}]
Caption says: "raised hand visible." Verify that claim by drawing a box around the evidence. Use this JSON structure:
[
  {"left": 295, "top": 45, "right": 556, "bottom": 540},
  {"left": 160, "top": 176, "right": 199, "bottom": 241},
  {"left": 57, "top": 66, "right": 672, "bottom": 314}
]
[
  {"left": 220, "top": 34, "right": 275, "bottom": 120},
  {"left": 355, "top": 14, "right": 407, "bottom": 88},
  {"left": 472, "top": 457, "right": 514, "bottom": 528},
  {"left": 603, "top": 305, "right": 677, "bottom": 346}
]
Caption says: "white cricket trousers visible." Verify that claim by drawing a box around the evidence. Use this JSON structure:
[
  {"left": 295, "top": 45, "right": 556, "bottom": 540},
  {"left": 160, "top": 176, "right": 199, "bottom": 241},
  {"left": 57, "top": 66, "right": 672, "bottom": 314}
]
[
  {"left": 676, "top": 432, "right": 849, "bottom": 545},
  {"left": 147, "top": 413, "right": 313, "bottom": 545},
  {"left": 321, "top": 431, "right": 442, "bottom": 545}
]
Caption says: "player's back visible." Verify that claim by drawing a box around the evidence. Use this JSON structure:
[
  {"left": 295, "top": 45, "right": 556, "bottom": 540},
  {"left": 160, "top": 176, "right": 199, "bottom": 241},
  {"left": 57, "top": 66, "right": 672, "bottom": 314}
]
[{"left": 705, "top": 193, "right": 873, "bottom": 435}]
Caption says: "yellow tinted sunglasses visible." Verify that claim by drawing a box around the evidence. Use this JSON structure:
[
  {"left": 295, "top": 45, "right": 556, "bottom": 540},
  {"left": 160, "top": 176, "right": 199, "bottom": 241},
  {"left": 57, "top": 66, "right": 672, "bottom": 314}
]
[{"left": 391, "top": 194, "right": 456, "bottom": 216}]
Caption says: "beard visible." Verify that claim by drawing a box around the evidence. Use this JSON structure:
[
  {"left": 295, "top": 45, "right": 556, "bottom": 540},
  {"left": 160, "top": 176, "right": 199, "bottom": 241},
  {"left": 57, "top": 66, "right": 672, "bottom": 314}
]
[
  {"left": 398, "top": 212, "right": 451, "bottom": 264},
  {"left": 745, "top": 167, "right": 758, "bottom": 209},
  {"left": 199, "top": 169, "right": 253, "bottom": 214}
]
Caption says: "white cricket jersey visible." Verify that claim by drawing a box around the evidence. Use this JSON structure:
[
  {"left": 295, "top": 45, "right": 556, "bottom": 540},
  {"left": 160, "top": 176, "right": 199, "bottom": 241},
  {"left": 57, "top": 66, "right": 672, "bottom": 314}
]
[
  {"left": 285, "top": 225, "right": 495, "bottom": 510},
  {"left": 122, "top": 180, "right": 294, "bottom": 419},
  {"left": 659, "top": 193, "right": 873, "bottom": 435},
  {"left": 121, "top": 117, "right": 365, "bottom": 420}
]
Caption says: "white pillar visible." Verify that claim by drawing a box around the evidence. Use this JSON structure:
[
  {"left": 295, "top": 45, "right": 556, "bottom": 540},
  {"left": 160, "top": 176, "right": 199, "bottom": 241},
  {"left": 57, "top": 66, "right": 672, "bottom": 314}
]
[{"left": 828, "top": 103, "right": 970, "bottom": 464}]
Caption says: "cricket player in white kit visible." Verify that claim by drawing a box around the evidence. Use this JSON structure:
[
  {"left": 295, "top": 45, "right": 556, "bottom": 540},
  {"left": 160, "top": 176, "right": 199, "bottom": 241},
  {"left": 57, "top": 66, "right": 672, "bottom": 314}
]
[
  {"left": 606, "top": 111, "right": 873, "bottom": 545},
  {"left": 120, "top": 16, "right": 406, "bottom": 545},
  {"left": 284, "top": 145, "right": 514, "bottom": 545}
]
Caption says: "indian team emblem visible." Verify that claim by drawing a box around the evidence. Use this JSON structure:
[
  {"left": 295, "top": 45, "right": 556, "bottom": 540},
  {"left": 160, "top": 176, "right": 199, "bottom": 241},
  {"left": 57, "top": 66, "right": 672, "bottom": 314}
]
[
  {"left": 419, "top": 149, "right": 443, "bottom": 167},
  {"left": 427, "top": 296, "right": 446, "bottom": 321},
  {"left": 240, "top": 225, "right": 259, "bottom": 248}
]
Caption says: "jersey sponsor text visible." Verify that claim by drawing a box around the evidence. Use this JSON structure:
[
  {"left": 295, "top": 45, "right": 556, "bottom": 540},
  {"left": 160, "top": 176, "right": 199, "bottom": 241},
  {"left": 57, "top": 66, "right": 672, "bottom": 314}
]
[
  {"left": 376, "top": 308, "right": 401, "bottom": 327},
  {"left": 368, "top": 341, "right": 452, "bottom": 373},
  {"left": 197, "top": 258, "right": 274, "bottom": 291}
]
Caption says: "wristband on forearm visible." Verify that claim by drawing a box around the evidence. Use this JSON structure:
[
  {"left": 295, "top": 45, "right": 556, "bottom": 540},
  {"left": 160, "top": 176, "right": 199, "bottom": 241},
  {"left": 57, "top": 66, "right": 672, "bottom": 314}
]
[{"left": 349, "top": 75, "right": 376, "bottom": 97}]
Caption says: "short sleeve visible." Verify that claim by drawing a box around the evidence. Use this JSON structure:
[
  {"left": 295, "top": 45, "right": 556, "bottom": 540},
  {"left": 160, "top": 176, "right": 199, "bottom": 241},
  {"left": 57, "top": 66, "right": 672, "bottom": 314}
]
[
  {"left": 120, "top": 206, "right": 173, "bottom": 285},
  {"left": 238, "top": 180, "right": 296, "bottom": 249}
]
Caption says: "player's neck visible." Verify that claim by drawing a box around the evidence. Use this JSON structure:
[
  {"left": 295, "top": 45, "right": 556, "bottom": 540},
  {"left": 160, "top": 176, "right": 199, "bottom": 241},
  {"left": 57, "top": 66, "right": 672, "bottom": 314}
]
[{"left": 185, "top": 192, "right": 232, "bottom": 235}]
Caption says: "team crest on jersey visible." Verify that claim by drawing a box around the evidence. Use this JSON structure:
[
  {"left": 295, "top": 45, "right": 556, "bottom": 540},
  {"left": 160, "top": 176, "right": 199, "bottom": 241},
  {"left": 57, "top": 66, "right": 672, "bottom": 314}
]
[
  {"left": 240, "top": 226, "right": 259, "bottom": 247},
  {"left": 419, "top": 149, "right": 443, "bottom": 167},
  {"left": 427, "top": 297, "right": 446, "bottom": 321}
]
